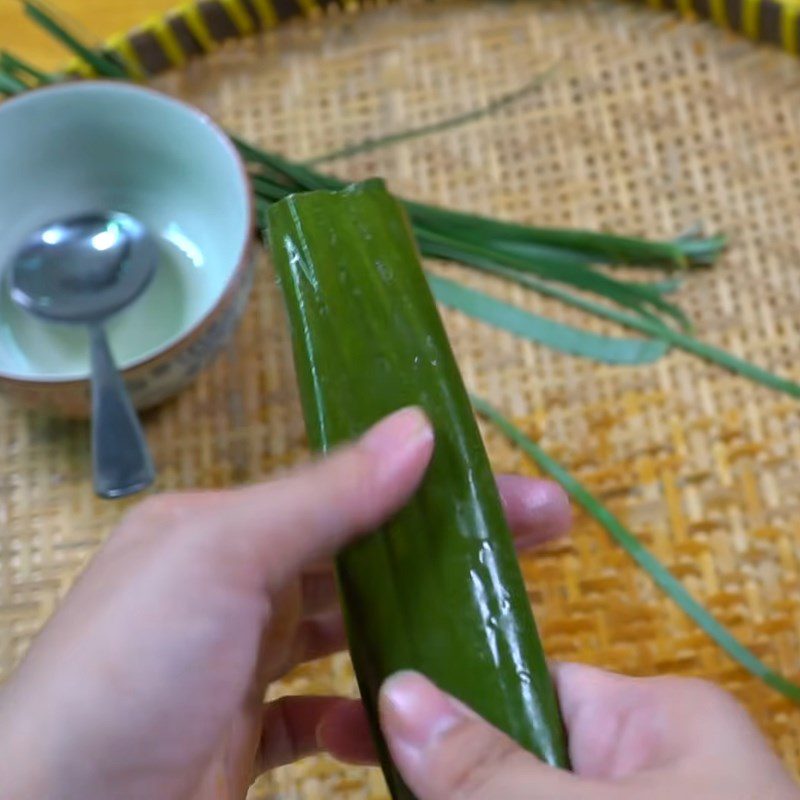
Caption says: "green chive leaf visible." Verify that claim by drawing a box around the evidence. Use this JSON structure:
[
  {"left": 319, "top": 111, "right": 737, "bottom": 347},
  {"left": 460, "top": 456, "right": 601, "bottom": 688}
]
[{"left": 428, "top": 272, "right": 669, "bottom": 365}]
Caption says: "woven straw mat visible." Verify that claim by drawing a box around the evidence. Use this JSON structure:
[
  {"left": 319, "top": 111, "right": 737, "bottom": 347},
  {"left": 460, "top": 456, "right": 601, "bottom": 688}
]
[{"left": 4, "top": 1, "right": 800, "bottom": 797}]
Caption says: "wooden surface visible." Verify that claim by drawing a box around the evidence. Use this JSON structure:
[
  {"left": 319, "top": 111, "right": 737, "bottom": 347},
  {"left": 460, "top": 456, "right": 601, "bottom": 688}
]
[{"left": 0, "top": 0, "right": 177, "bottom": 69}]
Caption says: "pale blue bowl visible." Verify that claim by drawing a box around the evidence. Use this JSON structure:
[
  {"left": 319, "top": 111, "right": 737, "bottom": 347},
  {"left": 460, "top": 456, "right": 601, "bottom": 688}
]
[{"left": 0, "top": 81, "right": 254, "bottom": 416}]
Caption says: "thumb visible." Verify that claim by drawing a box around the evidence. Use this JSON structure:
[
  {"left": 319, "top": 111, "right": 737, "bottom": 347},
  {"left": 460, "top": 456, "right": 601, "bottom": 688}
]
[
  {"left": 200, "top": 405, "right": 434, "bottom": 591},
  {"left": 379, "top": 672, "right": 584, "bottom": 800}
]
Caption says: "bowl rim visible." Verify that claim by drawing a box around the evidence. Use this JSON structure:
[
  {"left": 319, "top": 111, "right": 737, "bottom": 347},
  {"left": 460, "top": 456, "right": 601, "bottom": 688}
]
[{"left": 0, "top": 79, "right": 255, "bottom": 385}]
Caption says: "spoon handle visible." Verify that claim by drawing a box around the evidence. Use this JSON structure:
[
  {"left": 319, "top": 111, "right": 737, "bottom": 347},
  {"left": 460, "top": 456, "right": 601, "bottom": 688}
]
[{"left": 88, "top": 324, "right": 155, "bottom": 499}]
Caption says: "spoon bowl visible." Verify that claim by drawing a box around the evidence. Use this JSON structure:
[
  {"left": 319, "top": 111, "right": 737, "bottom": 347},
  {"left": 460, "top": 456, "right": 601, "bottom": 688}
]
[{"left": 10, "top": 212, "right": 157, "bottom": 324}]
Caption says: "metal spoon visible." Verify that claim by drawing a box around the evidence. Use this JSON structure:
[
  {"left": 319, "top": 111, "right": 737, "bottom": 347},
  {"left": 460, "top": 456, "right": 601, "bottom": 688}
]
[{"left": 9, "top": 212, "right": 157, "bottom": 499}]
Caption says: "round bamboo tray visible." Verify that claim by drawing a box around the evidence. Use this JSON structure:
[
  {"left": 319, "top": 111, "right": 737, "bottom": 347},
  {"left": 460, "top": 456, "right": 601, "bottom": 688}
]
[{"left": 3, "top": 1, "right": 800, "bottom": 798}]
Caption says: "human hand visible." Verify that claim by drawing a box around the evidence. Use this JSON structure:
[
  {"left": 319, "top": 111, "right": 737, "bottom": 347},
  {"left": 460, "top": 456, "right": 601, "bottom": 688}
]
[
  {"left": 378, "top": 664, "right": 800, "bottom": 800},
  {"left": 0, "top": 406, "right": 571, "bottom": 800}
]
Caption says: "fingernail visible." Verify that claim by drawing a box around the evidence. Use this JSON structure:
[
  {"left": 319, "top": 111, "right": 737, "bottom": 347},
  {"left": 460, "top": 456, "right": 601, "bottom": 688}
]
[
  {"left": 362, "top": 407, "right": 432, "bottom": 454},
  {"left": 519, "top": 482, "right": 572, "bottom": 541},
  {"left": 360, "top": 408, "right": 434, "bottom": 487},
  {"left": 380, "top": 672, "right": 463, "bottom": 768},
  {"left": 498, "top": 476, "right": 572, "bottom": 546}
]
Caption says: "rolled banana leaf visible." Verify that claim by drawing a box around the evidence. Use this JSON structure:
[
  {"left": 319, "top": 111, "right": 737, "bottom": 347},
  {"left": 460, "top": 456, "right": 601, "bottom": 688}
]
[{"left": 266, "top": 178, "right": 568, "bottom": 799}]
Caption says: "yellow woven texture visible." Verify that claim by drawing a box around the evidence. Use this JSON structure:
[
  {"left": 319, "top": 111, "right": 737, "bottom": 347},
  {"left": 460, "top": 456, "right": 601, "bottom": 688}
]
[{"left": 4, "top": 2, "right": 800, "bottom": 798}]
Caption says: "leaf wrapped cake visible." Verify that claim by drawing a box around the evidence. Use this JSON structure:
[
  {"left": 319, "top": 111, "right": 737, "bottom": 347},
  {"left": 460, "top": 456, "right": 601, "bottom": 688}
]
[{"left": 266, "top": 178, "right": 569, "bottom": 799}]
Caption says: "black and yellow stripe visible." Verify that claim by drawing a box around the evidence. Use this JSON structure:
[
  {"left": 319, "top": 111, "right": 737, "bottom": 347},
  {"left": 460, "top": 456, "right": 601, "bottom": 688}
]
[
  {"left": 76, "top": 0, "right": 800, "bottom": 81},
  {"left": 91, "top": 0, "right": 330, "bottom": 78},
  {"left": 656, "top": 0, "right": 800, "bottom": 52}
]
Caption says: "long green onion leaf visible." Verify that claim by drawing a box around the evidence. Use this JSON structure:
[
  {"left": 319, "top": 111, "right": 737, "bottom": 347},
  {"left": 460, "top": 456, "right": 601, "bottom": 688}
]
[
  {"left": 0, "top": 52, "right": 53, "bottom": 84},
  {"left": 407, "top": 198, "right": 726, "bottom": 268},
  {"left": 0, "top": 72, "right": 27, "bottom": 94},
  {"left": 428, "top": 273, "right": 669, "bottom": 364},
  {"left": 650, "top": 278, "right": 683, "bottom": 295},
  {"left": 460, "top": 236, "right": 693, "bottom": 331},
  {"left": 476, "top": 237, "right": 691, "bottom": 309},
  {"left": 420, "top": 229, "right": 800, "bottom": 398},
  {"left": 236, "top": 137, "right": 339, "bottom": 190},
  {"left": 306, "top": 66, "right": 557, "bottom": 165},
  {"left": 417, "top": 227, "right": 675, "bottom": 331}
]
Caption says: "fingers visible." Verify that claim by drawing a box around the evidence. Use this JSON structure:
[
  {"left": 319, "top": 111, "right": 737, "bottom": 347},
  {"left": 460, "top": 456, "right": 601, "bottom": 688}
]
[
  {"left": 300, "top": 565, "right": 339, "bottom": 616},
  {"left": 298, "top": 475, "right": 571, "bottom": 617},
  {"left": 256, "top": 695, "right": 348, "bottom": 772},
  {"left": 316, "top": 699, "right": 377, "bottom": 765},
  {"left": 379, "top": 672, "right": 581, "bottom": 800},
  {"left": 290, "top": 471, "right": 573, "bottom": 665},
  {"left": 256, "top": 696, "right": 375, "bottom": 774},
  {"left": 550, "top": 662, "right": 785, "bottom": 780},
  {"left": 550, "top": 662, "right": 668, "bottom": 778},
  {"left": 495, "top": 475, "right": 571, "bottom": 548},
  {"left": 293, "top": 611, "right": 348, "bottom": 664},
  {"left": 260, "top": 668, "right": 791, "bottom": 800},
  {"left": 202, "top": 406, "right": 435, "bottom": 592}
]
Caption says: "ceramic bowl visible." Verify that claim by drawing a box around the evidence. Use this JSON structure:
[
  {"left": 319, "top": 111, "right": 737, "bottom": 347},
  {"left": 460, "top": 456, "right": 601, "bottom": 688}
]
[{"left": 0, "top": 81, "right": 254, "bottom": 417}]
